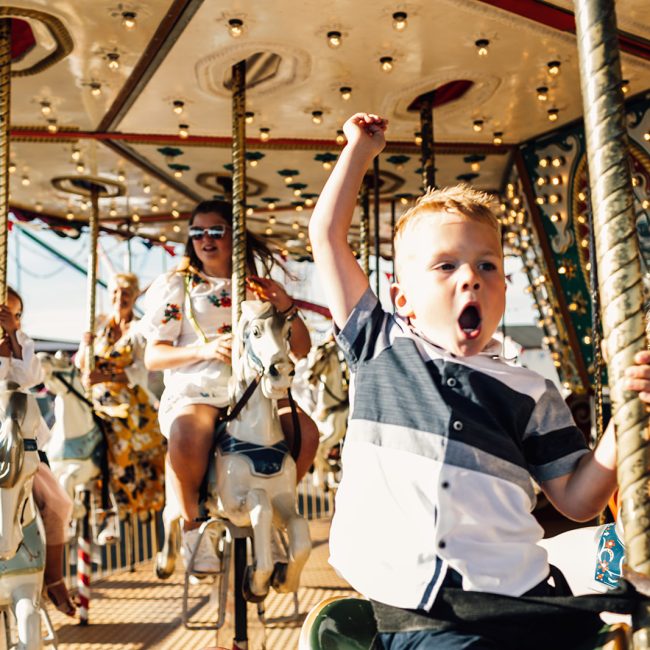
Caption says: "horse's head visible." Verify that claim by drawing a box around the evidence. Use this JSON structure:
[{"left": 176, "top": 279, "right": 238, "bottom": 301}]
[
  {"left": 306, "top": 337, "right": 339, "bottom": 387},
  {"left": 236, "top": 300, "right": 295, "bottom": 399},
  {"left": 0, "top": 387, "right": 42, "bottom": 559},
  {"left": 37, "top": 350, "right": 80, "bottom": 396}
]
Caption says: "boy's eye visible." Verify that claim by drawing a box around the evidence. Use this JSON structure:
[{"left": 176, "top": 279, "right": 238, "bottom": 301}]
[
  {"left": 436, "top": 263, "right": 455, "bottom": 271},
  {"left": 479, "top": 262, "right": 497, "bottom": 271}
]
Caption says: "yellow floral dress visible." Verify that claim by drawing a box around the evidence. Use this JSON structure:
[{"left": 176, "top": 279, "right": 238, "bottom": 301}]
[{"left": 92, "top": 319, "right": 166, "bottom": 515}]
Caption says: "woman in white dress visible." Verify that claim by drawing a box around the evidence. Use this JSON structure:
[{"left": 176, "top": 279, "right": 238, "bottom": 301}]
[{"left": 141, "top": 200, "right": 318, "bottom": 572}]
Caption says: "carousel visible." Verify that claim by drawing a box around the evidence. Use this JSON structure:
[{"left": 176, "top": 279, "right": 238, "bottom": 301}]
[{"left": 0, "top": 0, "right": 650, "bottom": 648}]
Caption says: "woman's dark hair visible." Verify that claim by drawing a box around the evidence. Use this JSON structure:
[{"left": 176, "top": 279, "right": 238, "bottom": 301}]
[
  {"left": 184, "top": 199, "right": 279, "bottom": 276},
  {"left": 6, "top": 286, "right": 23, "bottom": 312}
]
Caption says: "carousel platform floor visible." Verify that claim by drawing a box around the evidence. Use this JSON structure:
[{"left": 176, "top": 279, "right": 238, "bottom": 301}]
[{"left": 46, "top": 518, "right": 356, "bottom": 650}]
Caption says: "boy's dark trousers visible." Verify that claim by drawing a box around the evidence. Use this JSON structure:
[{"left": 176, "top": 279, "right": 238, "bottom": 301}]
[{"left": 371, "top": 567, "right": 635, "bottom": 650}]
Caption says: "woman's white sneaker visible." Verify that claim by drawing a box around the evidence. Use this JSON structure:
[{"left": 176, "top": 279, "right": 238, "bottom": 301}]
[{"left": 181, "top": 527, "right": 220, "bottom": 574}]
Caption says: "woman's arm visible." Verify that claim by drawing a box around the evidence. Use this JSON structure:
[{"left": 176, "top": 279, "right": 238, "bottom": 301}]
[{"left": 144, "top": 337, "right": 231, "bottom": 371}]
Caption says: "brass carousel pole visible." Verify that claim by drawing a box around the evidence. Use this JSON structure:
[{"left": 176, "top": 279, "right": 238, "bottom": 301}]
[
  {"left": 230, "top": 58, "right": 249, "bottom": 650},
  {"left": 573, "top": 0, "right": 650, "bottom": 644},
  {"left": 85, "top": 188, "right": 100, "bottom": 374},
  {"left": 0, "top": 19, "right": 11, "bottom": 305},
  {"left": 420, "top": 98, "right": 435, "bottom": 191},
  {"left": 360, "top": 178, "right": 370, "bottom": 277},
  {"left": 373, "top": 157, "right": 381, "bottom": 296}
]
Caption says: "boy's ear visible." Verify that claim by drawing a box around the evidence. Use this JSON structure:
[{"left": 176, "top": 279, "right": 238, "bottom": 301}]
[{"left": 390, "top": 282, "right": 414, "bottom": 319}]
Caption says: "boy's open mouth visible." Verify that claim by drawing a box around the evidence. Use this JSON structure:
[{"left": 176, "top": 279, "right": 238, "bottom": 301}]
[{"left": 458, "top": 304, "right": 482, "bottom": 339}]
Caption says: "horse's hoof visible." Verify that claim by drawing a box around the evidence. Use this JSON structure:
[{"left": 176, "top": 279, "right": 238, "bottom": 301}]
[
  {"left": 155, "top": 553, "right": 173, "bottom": 580},
  {"left": 271, "top": 561, "right": 288, "bottom": 591},
  {"left": 241, "top": 565, "right": 267, "bottom": 603}
]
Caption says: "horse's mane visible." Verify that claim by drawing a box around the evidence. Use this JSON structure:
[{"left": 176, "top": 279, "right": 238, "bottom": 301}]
[{"left": 0, "top": 388, "right": 27, "bottom": 487}]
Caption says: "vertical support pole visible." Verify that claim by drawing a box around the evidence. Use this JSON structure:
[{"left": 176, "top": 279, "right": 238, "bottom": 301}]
[
  {"left": 0, "top": 19, "right": 11, "bottom": 305},
  {"left": 420, "top": 99, "right": 435, "bottom": 191},
  {"left": 78, "top": 490, "right": 92, "bottom": 626},
  {"left": 230, "top": 58, "right": 249, "bottom": 650},
  {"left": 359, "top": 180, "right": 370, "bottom": 277},
  {"left": 373, "top": 157, "right": 381, "bottom": 297},
  {"left": 390, "top": 199, "right": 396, "bottom": 281},
  {"left": 231, "top": 59, "right": 247, "bottom": 327},
  {"left": 573, "top": 1, "right": 650, "bottom": 643},
  {"left": 125, "top": 236, "right": 132, "bottom": 273},
  {"left": 86, "top": 189, "right": 100, "bottom": 374}
]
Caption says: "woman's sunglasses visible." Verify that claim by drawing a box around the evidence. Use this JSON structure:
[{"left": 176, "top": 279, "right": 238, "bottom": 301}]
[{"left": 188, "top": 225, "right": 227, "bottom": 241}]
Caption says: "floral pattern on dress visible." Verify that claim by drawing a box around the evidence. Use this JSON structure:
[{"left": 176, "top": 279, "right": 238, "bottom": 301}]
[
  {"left": 92, "top": 320, "right": 166, "bottom": 515},
  {"left": 217, "top": 324, "right": 232, "bottom": 335},
  {"left": 208, "top": 290, "right": 232, "bottom": 309},
  {"left": 190, "top": 272, "right": 208, "bottom": 288},
  {"left": 162, "top": 303, "right": 181, "bottom": 324}
]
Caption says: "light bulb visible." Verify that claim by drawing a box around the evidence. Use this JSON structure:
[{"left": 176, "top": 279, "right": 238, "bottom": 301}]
[
  {"left": 21, "top": 176, "right": 30, "bottom": 186},
  {"left": 121, "top": 11, "right": 136, "bottom": 30},
  {"left": 493, "top": 132, "right": 503, "bottom": 145},
  {"left": 172, "top": 100, "right": 184, "bottom": 115},
  {"left": 47, "top": 119, "right": 58, "bottom": 133},
  {"left": 40, "top": 101, "right": 52, "bottom": 116},
  {"left": 76, "top": 162, "right": 85, "bottom": 173},
  {"left": 547, "top": 60, "right": 561, "bottom": 76},
  {"left": 644, "top": 131, "right": 650, "bottom": 142},
  {"left": 178, "top": 124, "right": 189, "bottom": 138},
  {"left": 109, "top": 206, "right": 117, "bottom": 217},
  {"left": 536, "top": 86, "right": 548, "bottom": 102},
  {"left": 173, "top": 224, "right": 181, "bottom": 232},
  {"left": 132, "top": 213, "right": 140, "bottom": 222},
  {"left": 269, "top": 215, "right": 276, "bottom": 223},
  {"left": 298, "top": 231, "right": 305, "bottom": 239},
  {"left": 249, "top": 159, "right": 258, "bottom": 167},
  {"left": 66, "top": 211, "right": 74, "bottom": 220},
  {"left": 228, "top": 18, "right": 244, "bottom": 38},
  {"left": 107, "top": 52, "right": 120, "bottom": 71},
  {"left": 305, "top": 197, "right": 314, "bottom": 207},
  {"left": 160, "top": 235, "right": 167, "bottom": 243},
  {"left": 151, "top": 203, "right": 159, "bottom": 212},
  {"left": 265, "top": 227, "right": 273, "bottom": 236},
  {"left": 380, "top": 56, "right": 394, "bottom": 72},
  {"left": 551, "top": 156, "right": 564, "bottom": 167},
  {"left": 35, "top": 202, "right": 43, "bottom": 212},
  {"left": 245, "top": 111, "right": 255, "bottom": 124},
  {"left": 174, "top": 170, "right": 183, "bottom": 178},
  {"left": 259, "top": 127, "right": 270, "bottom": 141},
  {"left": 268, "top": 204, "right": 276, "bottom": 213},
  {"left": 323, "top": 161, "right": 332, "bottom": 170},
  {"left": 472, "top": 119, "right": 484, "bottom": 132},
  {"left": 292, "top": 221, "right": 300, "bottom": 230},
  {"left": 246, "top": 207, "right": 253, "bottom": 216},
  {"left": 143, "top": 183, "right": 151, "bottom": 194},
  {"left": 327, "top": 31, "right": 342, "bottom": 48},
  {"left": 284, "top": 176, "right": 293, "bottom": 184},
  {"left": 295, "top": 204, "right": 303, "bottom": 212},
  {"left": 547, "top": 108, "right": 559, "bottom": 122},
  {"left": 117, "top": 171, "right": 126, "bottom": 182},
  {"left": 90, "top": 82, "right": 102, "bottom": 96},
  {"left": 339, "top": 86, "right": 352, "bottom": 101},
  {"left": 293, "top": 188, "right": 301, "bottom": 197},
  {"left": 414, "top": 132, "right": 422, "bottom": 145},
  {"left": 336, "top": 130, "right": 345, "bottom": 145},
  {"left": 312, "top": 110, "right": 323, "bottom": 125},
  {"left": 8, "top": 161, "right": 16, "bottom": 173},
  {"left": 392, "top": 11, "right": 407, "bottom": 31},
  {"left": 471, "top": 162, "right": 480, "bottom": 172},
  {"left": 475, "top": 39, "right": 489, "bottom": 56},
  {"left": 621, "top": 79, "right": 630, "bottom": 94},
  {"left": 171, "top": 209, "right": 180, "bottom": 217},
  {"left": 160, "top": 195, "right": 168, "bottom": 204}
]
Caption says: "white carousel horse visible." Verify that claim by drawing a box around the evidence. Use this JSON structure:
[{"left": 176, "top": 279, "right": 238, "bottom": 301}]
[
  {"left": 304, "top": 336, "right": 348, "bottom": 490},
  {"left": 0, "top": 381, "right": 46, "bottom": 650},
  {"left": 157, "top": 301, "right": 311, "bottom": 602},
  {"left": 37, "top": 352, "right": 102, "bottom": 521}
]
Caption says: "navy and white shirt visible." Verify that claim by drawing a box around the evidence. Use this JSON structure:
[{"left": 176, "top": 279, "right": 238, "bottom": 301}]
[{"left": 329, "top": 288, "right": 589, "bottom": 610}]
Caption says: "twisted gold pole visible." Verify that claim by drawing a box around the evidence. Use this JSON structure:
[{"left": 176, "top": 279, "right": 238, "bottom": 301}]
[
  {"left": 360, "top": 179, "right": 370, "bottom": 277},
  {"left": 85, "top": 189, "right": 100, "bottom": 374},
  {"left": 573, "top": 1, "right": 650, "bottom": 642},
  {"left": 420, "top": 100, "right": 435, "bottom": 191},
  {"left": 231, "top": 60, "right": 247, "bottom": 327},
  {"left": 0, "top": 19, "right": 11, "bottom": 305}
]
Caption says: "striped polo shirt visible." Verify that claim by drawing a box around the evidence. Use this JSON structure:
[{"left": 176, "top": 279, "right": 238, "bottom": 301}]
[{"left": 329, "top": 288, "right": 589, "bottom": 610}]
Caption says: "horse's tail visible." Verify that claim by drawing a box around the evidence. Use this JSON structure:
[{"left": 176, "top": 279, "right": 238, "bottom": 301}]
[{"left": 0, "top": 390, "right": 27, "bottom": 488}]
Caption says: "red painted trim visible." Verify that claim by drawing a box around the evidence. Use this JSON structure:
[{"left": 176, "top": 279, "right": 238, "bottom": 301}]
[
  {"left": 294, "top": 299, "right": 331, "bottom": 319},
  {"left": 477, "top": 0, "right": 650, "bottom": 60}
]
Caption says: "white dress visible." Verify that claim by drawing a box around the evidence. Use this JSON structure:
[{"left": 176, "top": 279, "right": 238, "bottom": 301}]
[{"left": 140, "top": 269, "right": 233, "bottom": 437}]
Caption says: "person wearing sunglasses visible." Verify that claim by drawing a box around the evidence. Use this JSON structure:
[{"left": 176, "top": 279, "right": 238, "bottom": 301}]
[{"left": 140, "top": 199, "right": 319, "bottom": 574}]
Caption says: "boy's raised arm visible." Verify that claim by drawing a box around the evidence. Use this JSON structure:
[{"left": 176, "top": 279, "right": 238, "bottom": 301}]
[{"left": 309, "top": 113, "right": 387, "bottom": 329}]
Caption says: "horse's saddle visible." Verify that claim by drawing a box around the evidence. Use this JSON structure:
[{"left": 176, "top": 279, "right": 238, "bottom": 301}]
[
  {"left": 216, "top": 429, "right": 290, "bottom": 477},
  {"left": 47, "top": 423, "right": 103, "bottom": 463}
]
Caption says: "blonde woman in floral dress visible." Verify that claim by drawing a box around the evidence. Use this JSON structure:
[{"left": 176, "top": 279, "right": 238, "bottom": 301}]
[
  {"left": 77, "top": 273, "right": 166, "bottom": 525},
  {"left": 141, "top": 199, "right": 319, "bottom": 574}
]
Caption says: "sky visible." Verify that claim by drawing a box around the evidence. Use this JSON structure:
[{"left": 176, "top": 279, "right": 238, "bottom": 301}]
[{"left": 8, "top": 217, "right": 538, "bottom": 344}]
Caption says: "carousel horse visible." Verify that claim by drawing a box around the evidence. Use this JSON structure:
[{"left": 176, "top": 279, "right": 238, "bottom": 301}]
[
  {"left": 0, "top": 382, "right": 46, "bottom": 650},
  {"left": 37, "top": 352, "right": 104, "bottom": 524},
  {"left": 157, "top": 301, "right": 311, "bottom": 601},
  {"left": 304, "top": 336, "right": 348, "bottom": 490}
]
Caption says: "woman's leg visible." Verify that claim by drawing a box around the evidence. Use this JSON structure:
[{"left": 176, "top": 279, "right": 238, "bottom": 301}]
[
  {"left": 277, "top": 401, "right": 319, "bottom": 482},
  {"left": 167, "top": 403, "right": 221, "bottom": 531}
]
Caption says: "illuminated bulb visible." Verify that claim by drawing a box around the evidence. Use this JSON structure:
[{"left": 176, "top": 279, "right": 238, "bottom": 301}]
[
  {"left": 143, "top": 183, "right": 151, "bottom": 194},
  {"left": 107, "top": 52, "right": 120, "bottom": 71},
  {"left": 536, "top": 176, "right": 547, "bottom": 186},
  {"left": 577, "top": 215, "right": 586, "bottom": 224},
  {"left": 121, "top": 11, "right": 137, "bottom": 30},
  {"left": 339, "top": 86, "right": 352, "bottom": 101},
  {"left": 551, "top": 176, "right": 562, "bottom": 186},
  {"left": 132, "top": 213, "right": 140, "bottom": 222},
  {"left": 392, "top": 11, "right": 407, "bottom": 31},
  {"left": 539, "top": 157, "right": 549, "bottom": 168},
  {"left": 173, "top": 224, "right": 181, "bottom": 232},
  {"left": 586, "top": 262, "right": 591, "bottom": 271},
  {"left": 578, "top": 191, "right": 586, "bottom": 201},
  {"left": 117, "top": 171, "right": 126, "bottom": 182},
  {"left": 282, "top": 249, "right": 288, "bottom": 256},
  {"left": 536, "top": 196, "right": 546, "bottom": 205},
  {"left": 47, "top": 119, "right": 58, "bottom": 133},
  {"left": 228, "top": 18, "right": 244, "bottom": 38},
  {"left": 472, "top": 119, "right": 484, "bottom": 132},
  {"left": 160, "top": 195, "right": 168, "bottom": 204},
  {"left": 551, "top": 156, "right": 564, "bottom": 167},
  {"left": 327, "top": 31, "right": 342, "bottom": 48},
  {"left": 298, "top": 231, "right": 305, "bottom": 239},
  {"left": 336, "top": 130, "right": 345, "bottom": 145},
  {"left": 323, "top": 161, "right": 332, "bottom": 170},
  {"left": 171, "top": 200, "right": 178, "bottom": 208},
  {"left": 267, "top": 203, "right": 276, "bottom": 212},
  {"left": 292, "top": 221, "right": 300, "bottom": 230},
  {"left": 550, "top": 212, "right": 560, "bottom": 222},
  {"left": 66, "top": 211, "right": 74, "bottom": 220},
  {"left": 414, "top": 132, "right": 423, "bottom": 146},
  {"left": 475, "top": 39, "right": 489, "bottom": 56},
  {"left": 400, "top": 196, "right": 408, "bottom": 205},
  {"left": 581, "top": 238, "right": 589, "bottom": 248},
  {"left": 246, "top": 207, "right": 253, "bottom": 216},
  {"left": 306, "top": 244, "right": 312, "bottom": 252},
  {"left": 293, "top": 188, "right": 302, "bottom": 197},
  {"left": 470, "top": 162, "right": 480, "bottom": 172},
  {"left": 284, "top": 176, "right": 293, "bottom": 184},
  {"left": 249, "top": 159, "right": 258, "bottom": 167},
  {"left": 90, "top": 82, "right": 102, "bottom": 96},
  {"left": 536, "top": 86, "right": 548, "bottom": 102},
  {"left": 159, "top": 235, "right": 167, "bottom": 243},
  {"left": 76, "top": 162, "right": 85, "bottom": 173},
  {"left": 178, "top": 124, "right": 189, "bottom": 139},
  {"left": 269, "top": 215, "right": 276, "bottom": 223},
  {"left": 245, "top": 111, "right": 255, "bottom": 124},
  {"left": 305, "top": 197, "right": 314, "bottom": 206},
  {"left": 171, "top": 209, "right": 180, "bottom": 217},
  {"left": 643, "top": 200, "right": 650, "bottom": 210},
  {"left": 547, "top": 60, "right": 561, "bottom": 76},
  {"left": 151, "top": 203, "right": 159, "bottom": 212},
  {"left": 311, "top": 110, "right": 323, "bottom": 125},
  {"left": 644, "top": 131, "right": 650, "bottom": 142},
  {"left": 40, "top": 101, "right": 52, "bottom": 116},
  {"left": 558, "top": 266, "right": 566, "bottom": 274},
  {"left": 265, "top": 227, "right": 273, "bottom": 236},
  {"left": 547, "top": 108, "right": 559, "bottom": 122},
  {"left": 109, "top": 206, "right": 117, "bottom": 217},
  {"left": 493, "top": 132, "right": 503, "bottom": 145},
  {"left": 35, "top": 202, "right": 43, "bottom": 212},
  {"left": 8, "top": 161, "right": 16, "bottom": 173},
  {"left": 259, "top": 127, "right": 270, "bottom": 141},
  {"left": 380, "top": 56, "right": 394, "bottom": 72},
  {"left": 621, "top": 79, "right": 629, "bottom": 94},
  {"left": 172, "top": 100, "right": 185, "bottom": 115},
  {"left": 583, "top": 335, "right": 592, "bottom": 345}
]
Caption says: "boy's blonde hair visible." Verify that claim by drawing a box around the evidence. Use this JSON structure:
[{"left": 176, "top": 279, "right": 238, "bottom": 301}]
[
  {"left": 109, "top": 272, "right": 140, "bottom": 296},
  {"left": 393, "top": 185, "right": 502, "bottom": 276}
]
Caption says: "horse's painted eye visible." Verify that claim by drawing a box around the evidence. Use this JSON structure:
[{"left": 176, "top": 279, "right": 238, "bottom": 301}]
[{"left": 252, "top": 326, "right": 262, "bottom": 338}]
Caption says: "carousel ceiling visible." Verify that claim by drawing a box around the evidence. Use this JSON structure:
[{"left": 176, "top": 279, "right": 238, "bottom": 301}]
[{"left": 5, "top": 0, "right": 650, "bottom": 258}]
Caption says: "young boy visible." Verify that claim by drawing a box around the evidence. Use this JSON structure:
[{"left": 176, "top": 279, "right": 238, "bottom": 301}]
[{"left": 309, "top": 113, "right": 649, "bottom": 649}]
